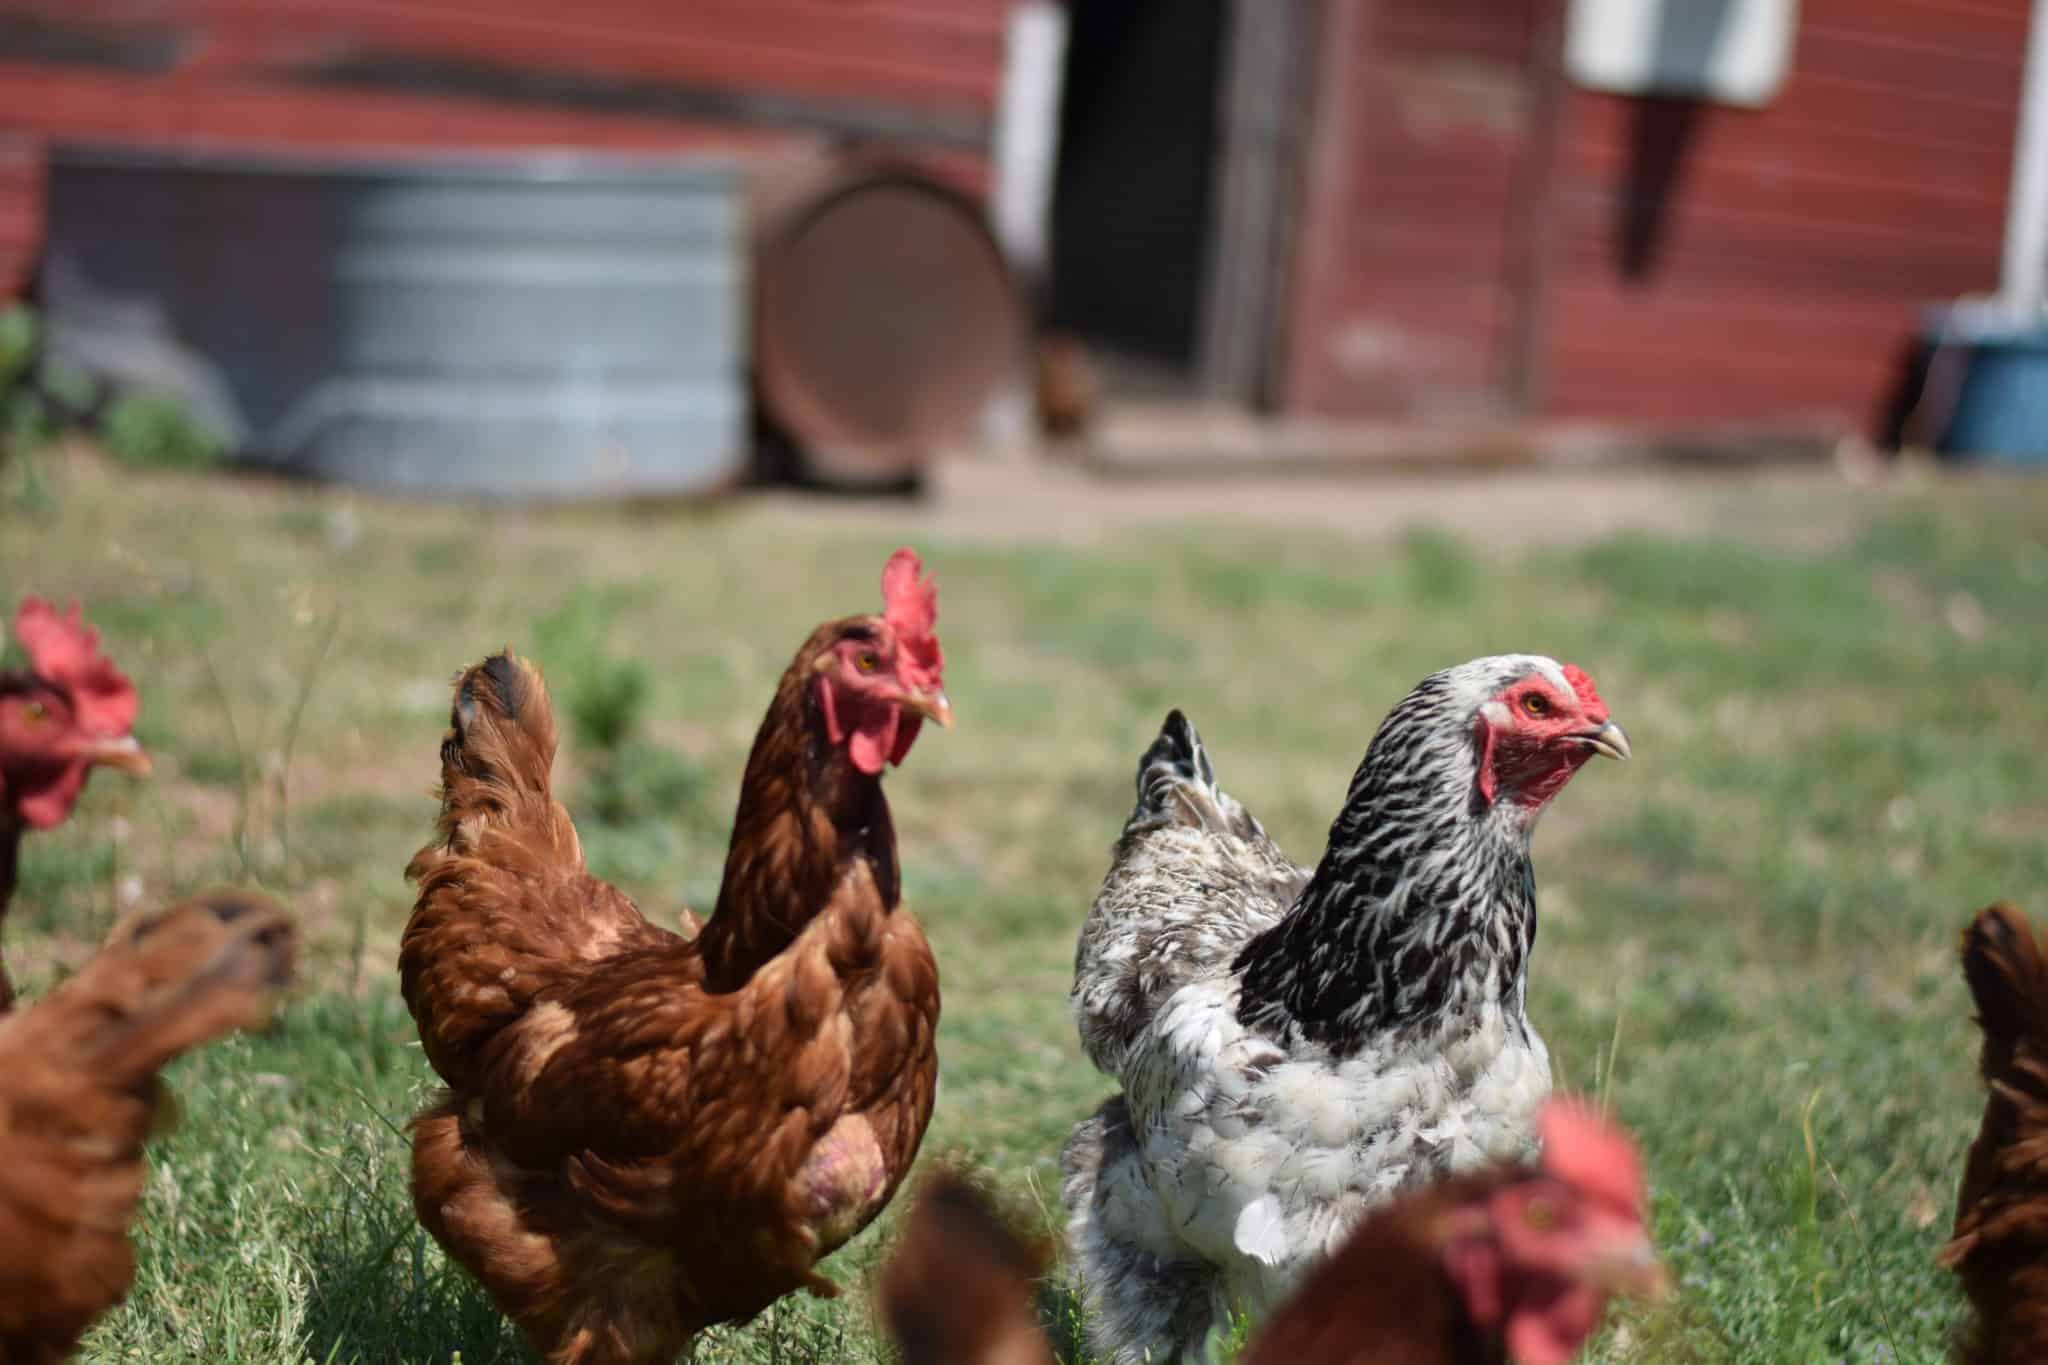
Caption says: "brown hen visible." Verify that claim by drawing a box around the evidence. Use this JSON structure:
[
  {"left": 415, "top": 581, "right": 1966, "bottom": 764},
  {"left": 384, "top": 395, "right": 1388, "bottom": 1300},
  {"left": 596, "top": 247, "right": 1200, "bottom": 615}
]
[
  {"left": 878, "top": 1171, "right": 1055, "bottom": 1365},
  {"left": 0, "top": 890, "right": 296, "bottom": 1364},
  {"left": 401, "top": 548, "right": 951, "bottom": 1365},
  {"left": 1942, "top": 902, "right": 2048, "bottom": 1365}
]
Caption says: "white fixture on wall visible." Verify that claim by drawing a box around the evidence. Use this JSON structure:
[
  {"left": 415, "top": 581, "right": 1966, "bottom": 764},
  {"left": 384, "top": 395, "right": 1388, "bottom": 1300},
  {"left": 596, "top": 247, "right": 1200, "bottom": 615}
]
[
  {"left": 2001, "top": 0, "right": 2048, "bottom": 315},
  {"left": 1565, "top": 0, "right": 1800, "bottom": 108},
  {"left": 991, "top": 2, "right": 1069, "bottom": 280}
]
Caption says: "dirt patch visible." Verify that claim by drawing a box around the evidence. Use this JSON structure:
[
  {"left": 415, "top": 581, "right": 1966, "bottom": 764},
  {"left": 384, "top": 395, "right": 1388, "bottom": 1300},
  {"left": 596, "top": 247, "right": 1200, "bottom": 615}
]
[{"left": 737, "top": 448, "right": 1868, "bottom": 552}]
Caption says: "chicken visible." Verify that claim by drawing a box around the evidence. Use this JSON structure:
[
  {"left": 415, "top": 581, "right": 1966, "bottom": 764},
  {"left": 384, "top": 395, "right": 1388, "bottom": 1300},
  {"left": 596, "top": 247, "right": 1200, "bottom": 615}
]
[
  {"left": 877, "top": 1171, "right": 1055, "bottom": 1365},
  {"left": 1034, "top": 332, "right": 1098, "bottom": 442},
  {"left": 400, "top": 547, "right": 952, "bottom": 1365},
  {"left": 881, "top": 1100, "right": 1663, "bottom": 1365},
  {"left": 0, "top": 890, "right": 296, "bottom": 1364},
  {"left": 1940, "top": 901, "right": 2048, "bottom": 1364},
  {"left": 0, "top": 597, "right": 152, "bottom": 1011},
  {"left": 1063, "top": 656, "right": 1629, "bottom": 1363}
]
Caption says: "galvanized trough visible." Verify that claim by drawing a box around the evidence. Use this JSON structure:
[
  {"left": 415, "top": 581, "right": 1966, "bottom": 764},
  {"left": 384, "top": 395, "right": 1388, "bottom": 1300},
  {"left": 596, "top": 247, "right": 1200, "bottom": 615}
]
[{"left": 40, "top": 144, "right": 746, "bottom": 501}]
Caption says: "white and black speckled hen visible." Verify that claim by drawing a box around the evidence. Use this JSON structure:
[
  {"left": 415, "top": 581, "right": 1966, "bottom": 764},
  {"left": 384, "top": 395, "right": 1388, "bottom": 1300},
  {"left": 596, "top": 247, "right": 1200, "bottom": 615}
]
[{"left": 1061, "top": 655, "right": 1630, "bottom": 1364}]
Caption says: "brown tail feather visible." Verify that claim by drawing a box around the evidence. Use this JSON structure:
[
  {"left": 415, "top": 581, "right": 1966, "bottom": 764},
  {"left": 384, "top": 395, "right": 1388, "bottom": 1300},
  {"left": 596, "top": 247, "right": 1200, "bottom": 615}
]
[
  {"left": 878, "top": 1172, "right": 1056, "bottom": 1365},
  {"left": 0, "top": 891, "right": 293, "bottom": 1361},
  {"left": 1944, "top": 901, "right": 2048, "bottom": 1365},
  {"left": 1962, "top": 903, "right": 2048, "bottom": 1084},
  {"left": 18, "top": 890, "right": 298, "bottom": 1086},
  {"left": 401, "top": 651, "right": 660, "bottom": 1090},
  {"left": 408, "top": 651, "right": 580, "bottom": 877}
]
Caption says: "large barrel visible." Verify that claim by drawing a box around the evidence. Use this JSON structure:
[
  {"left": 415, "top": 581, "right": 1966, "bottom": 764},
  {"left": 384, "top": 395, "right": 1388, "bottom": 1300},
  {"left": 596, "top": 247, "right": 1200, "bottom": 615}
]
[
  {"left": 751, "top": 150, "right": 1023, "bottom": 486},
  {"left": 40, "top": 144, "right": 746, "bottom": 502}
]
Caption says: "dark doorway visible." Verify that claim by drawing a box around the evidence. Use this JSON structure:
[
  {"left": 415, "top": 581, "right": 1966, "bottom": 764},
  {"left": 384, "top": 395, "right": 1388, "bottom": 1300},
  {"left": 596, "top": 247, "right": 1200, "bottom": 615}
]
[{"left": 1045, "top": 0, "right": 1227, "bottom": 386}]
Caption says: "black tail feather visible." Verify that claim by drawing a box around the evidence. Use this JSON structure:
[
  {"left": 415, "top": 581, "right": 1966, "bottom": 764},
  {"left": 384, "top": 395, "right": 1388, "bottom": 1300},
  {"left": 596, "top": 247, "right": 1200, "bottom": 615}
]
[
  {"left": 1125, "top": 709, "right": 1262, "bottom": 840},
  {"left": 1133, "top": 710, "right": 1211, "bottom": 817}
]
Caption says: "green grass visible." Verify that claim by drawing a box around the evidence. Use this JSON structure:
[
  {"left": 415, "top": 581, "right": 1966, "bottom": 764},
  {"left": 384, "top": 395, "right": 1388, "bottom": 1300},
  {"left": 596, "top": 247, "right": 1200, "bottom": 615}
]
[{"left": 4, "top": 445, "right": 2047, "bottom": 1361}]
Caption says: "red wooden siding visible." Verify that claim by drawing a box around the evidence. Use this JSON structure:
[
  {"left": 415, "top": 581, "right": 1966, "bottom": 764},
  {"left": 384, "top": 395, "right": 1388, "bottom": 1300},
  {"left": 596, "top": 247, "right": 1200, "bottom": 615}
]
[
  {"left": 1280, "top": 0, "right": 1552, "bottom": 417},
  {"left": 1283, "top": 0, "right": 2026, "bottom": 436},
  {"left": 0, "top": 1, "right": 1005, "bottom": 295},
  {"left": 1533, "top": 0, "right": 2025, "bottom": 433}
]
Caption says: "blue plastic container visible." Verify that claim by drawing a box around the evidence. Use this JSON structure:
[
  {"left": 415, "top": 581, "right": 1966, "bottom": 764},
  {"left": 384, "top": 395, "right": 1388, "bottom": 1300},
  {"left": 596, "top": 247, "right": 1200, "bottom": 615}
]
[{"left": 1927, "top": 301, "right": 2048, "bottom": 466}]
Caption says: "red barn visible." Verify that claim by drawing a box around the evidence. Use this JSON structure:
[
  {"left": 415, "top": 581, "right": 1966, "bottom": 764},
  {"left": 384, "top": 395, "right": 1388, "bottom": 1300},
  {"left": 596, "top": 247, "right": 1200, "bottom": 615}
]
[{"left": 0, "top": 0, "right": 2029, "bottom": 442}]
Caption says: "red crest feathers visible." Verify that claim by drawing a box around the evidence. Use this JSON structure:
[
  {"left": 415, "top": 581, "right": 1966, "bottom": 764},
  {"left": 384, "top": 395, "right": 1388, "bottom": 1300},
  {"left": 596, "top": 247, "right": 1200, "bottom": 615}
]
[
  {"left": 1537, "top": 1096, "right": 1646, "bottom": 1218},
  {"left": 1560, "top": 664, "right": 1607, "bottom": 721},
  {"left": 880, "top": 548, "right": 943, "bottom": 688},
  {"left": 13, "top": 597, "right": 140, "bottom": 737}
]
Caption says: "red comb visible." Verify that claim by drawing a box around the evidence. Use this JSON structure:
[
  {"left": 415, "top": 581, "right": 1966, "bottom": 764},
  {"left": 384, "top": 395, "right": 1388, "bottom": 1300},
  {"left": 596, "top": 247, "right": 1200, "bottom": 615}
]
[
  {"left": 13, "top": 597, "right": 140, "bottom": 738},
  {"left": 1537, "top": 1097, "right": 1646, "bottom": 1217},
  {"left": 1560, "top": 664, "right": 1606, "bottom": 719},
  {"left": 881, "top": 548, "right": 942, "bottom": 684}
]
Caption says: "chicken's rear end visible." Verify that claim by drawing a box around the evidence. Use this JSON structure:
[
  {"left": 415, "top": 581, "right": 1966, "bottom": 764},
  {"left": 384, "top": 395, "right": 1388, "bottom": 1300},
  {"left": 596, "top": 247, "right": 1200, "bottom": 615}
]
[
  {"left": 1944, "top": 902, "right": 2048, "bottom": 1364},
  {"left": 0, "top": 891, "right": 296, "bottom": 1363}
]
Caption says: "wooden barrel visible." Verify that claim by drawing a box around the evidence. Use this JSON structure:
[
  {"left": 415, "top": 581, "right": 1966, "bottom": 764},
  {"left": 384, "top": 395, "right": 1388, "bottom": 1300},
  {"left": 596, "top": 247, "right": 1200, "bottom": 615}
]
[{"left": 752, "top": 149, "right": 1023, "bottom": 486}]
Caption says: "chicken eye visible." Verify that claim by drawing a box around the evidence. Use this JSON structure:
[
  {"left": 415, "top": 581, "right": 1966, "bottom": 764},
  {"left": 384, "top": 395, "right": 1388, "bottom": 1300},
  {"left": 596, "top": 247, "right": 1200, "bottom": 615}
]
[
  {"left": 20, "top": 701, "right": 46, "bottom": 727},
  {"left": 1521, "top": 693, "right": 1551, "bottom": 718},
  {"left": 1524, "top": 1197, "right": 1558, "bottom": 1230},
  {"left": 855, "top": 652, "right": 880, "bottom": 675}
]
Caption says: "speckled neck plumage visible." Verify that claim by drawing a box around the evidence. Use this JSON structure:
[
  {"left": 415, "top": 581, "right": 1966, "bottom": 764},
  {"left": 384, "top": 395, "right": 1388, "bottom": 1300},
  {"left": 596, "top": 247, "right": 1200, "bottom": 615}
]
[
  {"left": 1234, "top": 664, "right": 1540, "bottom": 1052},
  {"left": 695, "top": 618, "right": 899, "bottom": 991}
]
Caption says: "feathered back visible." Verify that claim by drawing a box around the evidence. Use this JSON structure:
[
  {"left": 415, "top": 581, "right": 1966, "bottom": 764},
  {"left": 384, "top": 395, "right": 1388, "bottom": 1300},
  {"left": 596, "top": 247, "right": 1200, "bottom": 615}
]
[
  {"left": 1942, "top": 902, "right": 2048, "bottom": 1364},
  {"left": 878, "top": 1172, "right": 1056, "bottom": 1365},
  {"left": 0, "top": 890, "right": 295, "bottom": 1364}
]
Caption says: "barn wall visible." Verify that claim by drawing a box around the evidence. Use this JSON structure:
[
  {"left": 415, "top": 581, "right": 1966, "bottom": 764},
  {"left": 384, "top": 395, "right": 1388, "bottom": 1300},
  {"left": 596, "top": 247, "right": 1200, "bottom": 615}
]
[
  {"left": 1535, "top": 0, "right": 2026, "bottom": 433},
  {"left": 1279, "top": 0, "right": 1551, "bottom": 418},
  {"left": 1282, "top": 0, "right": 2026, "bottom": 436},
  {"left": 0, "top": 1, "right": 1007, "bottom": 294}
]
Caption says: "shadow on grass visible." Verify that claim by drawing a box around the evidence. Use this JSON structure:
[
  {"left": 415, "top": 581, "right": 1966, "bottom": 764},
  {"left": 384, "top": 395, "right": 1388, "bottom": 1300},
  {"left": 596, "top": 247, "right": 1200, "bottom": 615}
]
[{"left": 292, "top": 1100, "right": 534, "bottom": 1365}]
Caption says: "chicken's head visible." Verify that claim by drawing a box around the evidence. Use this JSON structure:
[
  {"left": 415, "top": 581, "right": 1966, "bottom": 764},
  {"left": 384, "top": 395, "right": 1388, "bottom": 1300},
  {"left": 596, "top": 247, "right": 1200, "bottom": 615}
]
[
  {"left": 1438, "top": 1098, "right": 1668, "bottom": 1365},
  {"left": 0, "top": 597, "right": 151, "bottom": 830},
  {"left": 811, "top": 548, "right": 951, "bottom": 776},
  {"left": 1469, "top": 657, "right": 1629, "bottom": 811}
]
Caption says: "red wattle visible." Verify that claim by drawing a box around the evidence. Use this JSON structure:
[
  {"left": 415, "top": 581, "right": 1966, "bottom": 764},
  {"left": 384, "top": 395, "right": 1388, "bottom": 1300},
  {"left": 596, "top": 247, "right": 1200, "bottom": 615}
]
[
  {"left": 848, "top": 709, "right": 899, "bottom": 775},
  {"left": 1473, "top": 715, "right": 1499, "bottom": 806}
]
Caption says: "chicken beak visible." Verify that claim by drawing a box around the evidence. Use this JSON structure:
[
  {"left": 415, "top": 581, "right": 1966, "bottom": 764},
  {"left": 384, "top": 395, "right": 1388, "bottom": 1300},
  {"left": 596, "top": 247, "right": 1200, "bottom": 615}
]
[
  {"left": 81, "top": 734, "right": 153, "bottom": 777},
  {"left": 1570, "top": 720, "right": 1631, "bottom": 761},
  {"left": 903, "top": 688, "right": 954, "bottom": 730},
  {"left": 1586, "top": 1238, "right": 1670, "bottom": 1301}
]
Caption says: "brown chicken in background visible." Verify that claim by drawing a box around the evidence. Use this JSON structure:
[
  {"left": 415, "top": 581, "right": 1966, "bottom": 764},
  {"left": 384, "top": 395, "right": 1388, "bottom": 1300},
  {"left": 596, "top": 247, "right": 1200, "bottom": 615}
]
[
  {"left": 878, "top": 1171, "right": 1055, "bottom": 1365},
  {"left": 0, "top": 890, "right": 296, "bottom": 1364},
  {"left": 1034, "top": 332, "right": 1098, "bottom": 442},
  {"left": 401, "top": 547, "right": 952, "bottom": 1365},
  {"left": 881, "top": 1099, "right": 1664, "bottom": 1365},
  {"left": 1236, "top": 1098, "right": 1666, "bottom": 1365},
  {"left": 0, "top": 597, "right": 152, "bottom": 1011},
  {"left": 1941, "top": 902, "right": 2048, "bottom": 1365}
]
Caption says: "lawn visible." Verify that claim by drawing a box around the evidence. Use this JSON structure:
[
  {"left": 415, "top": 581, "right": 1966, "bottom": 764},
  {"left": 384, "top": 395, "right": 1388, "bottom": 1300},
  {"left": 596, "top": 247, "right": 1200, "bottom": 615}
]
[{"left": 4, "top": 444, "right": 2046, "bottom": 1363}]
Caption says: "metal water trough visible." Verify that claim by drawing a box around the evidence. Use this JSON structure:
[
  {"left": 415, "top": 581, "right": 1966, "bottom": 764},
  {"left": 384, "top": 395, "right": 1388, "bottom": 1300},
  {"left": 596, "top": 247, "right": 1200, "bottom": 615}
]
[{"left": 40, "top": 144, "right": 746, "bottom": 501}]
